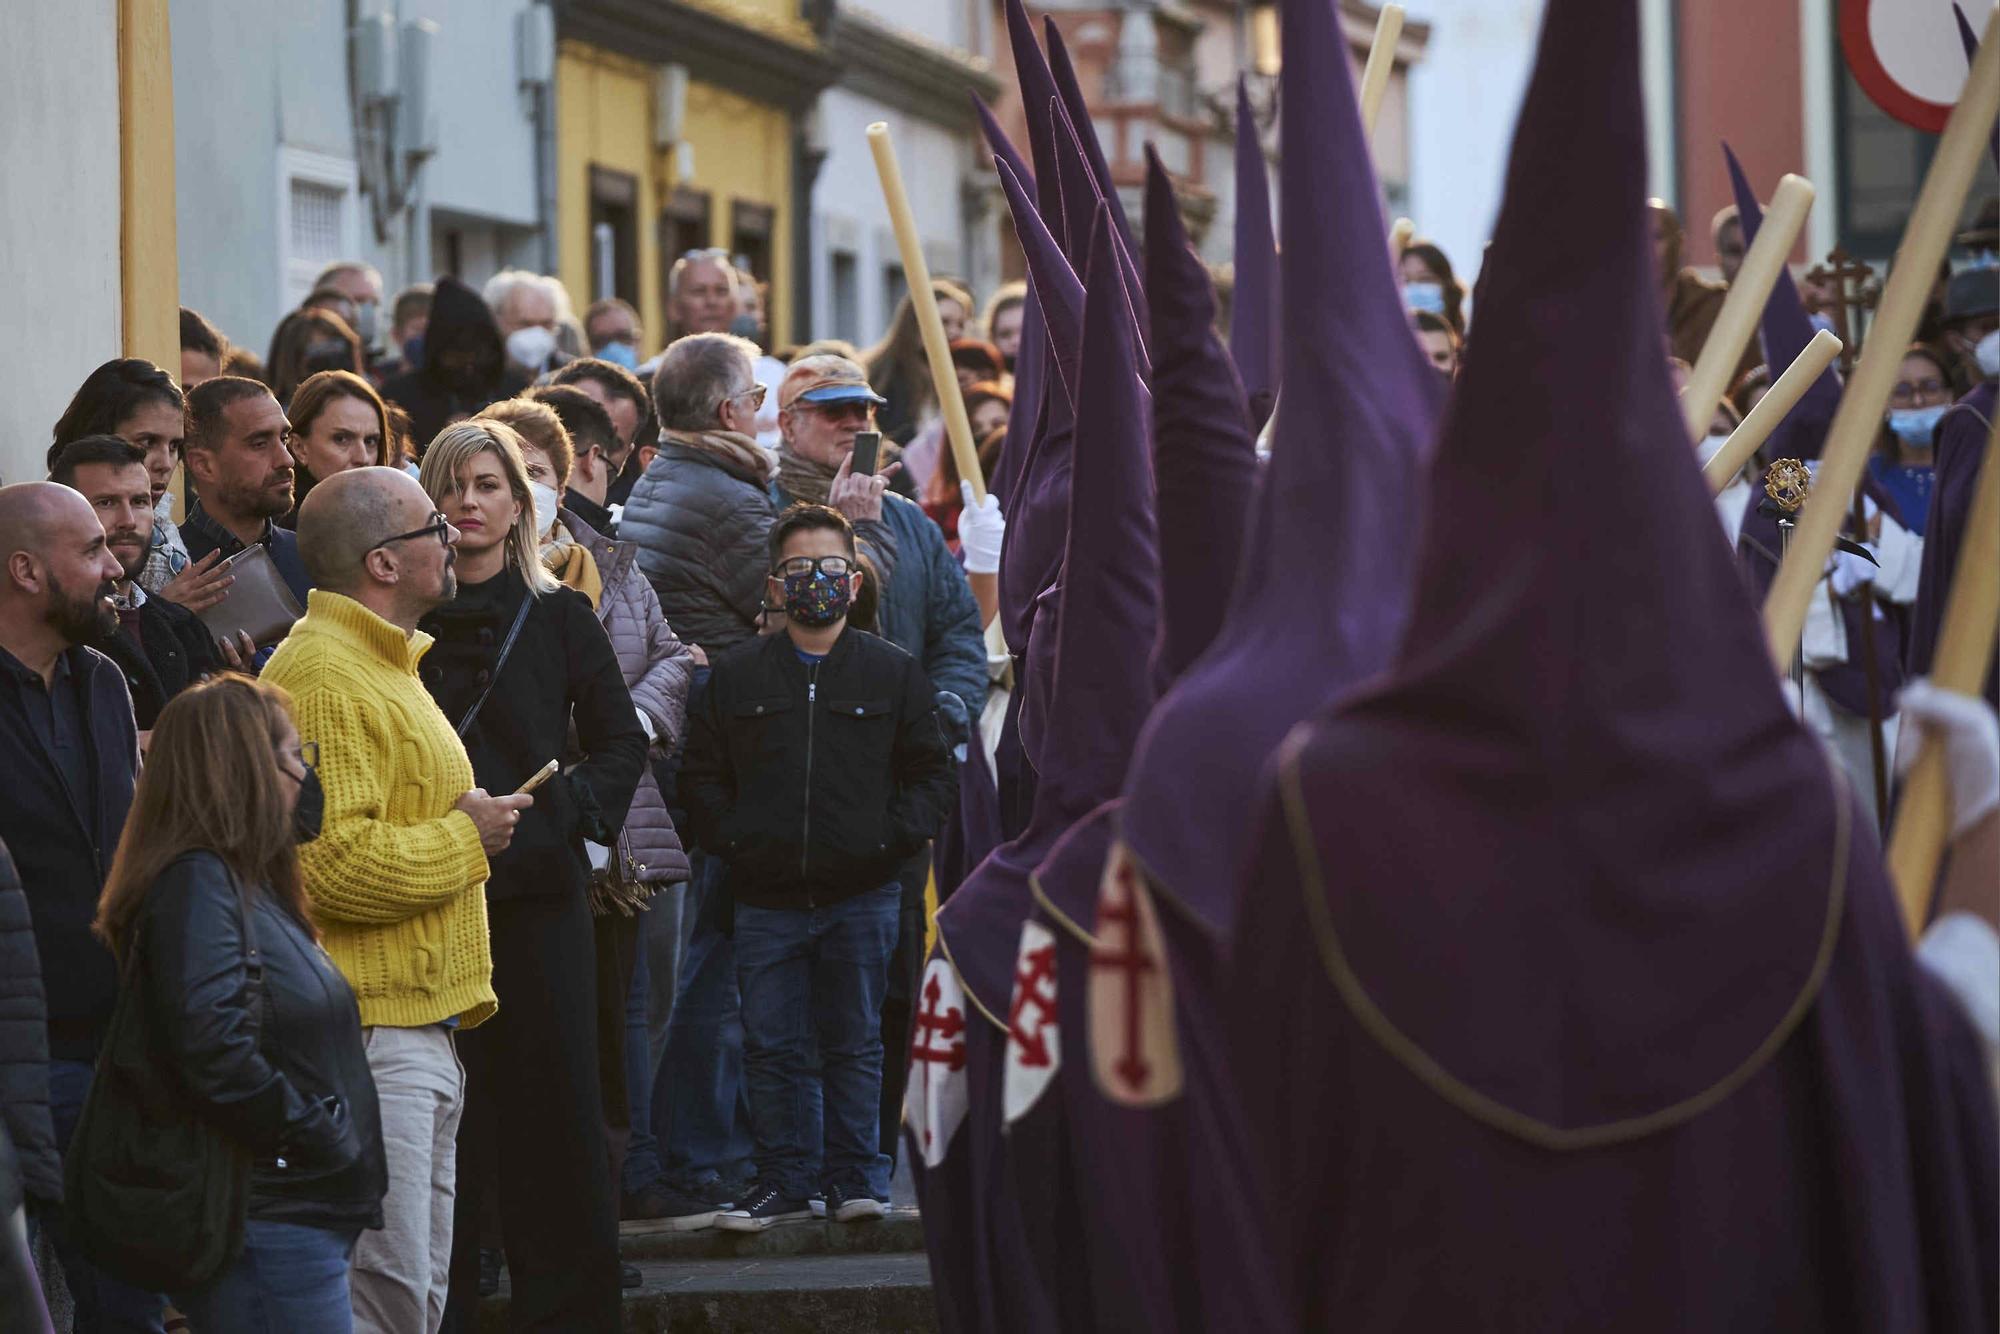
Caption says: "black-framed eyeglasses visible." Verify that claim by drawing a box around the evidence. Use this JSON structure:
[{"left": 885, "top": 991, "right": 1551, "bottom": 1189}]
[
  {"left": 773, "top": 555, "right": 853, "bottom": 579},
  {"left": 369, "top": 511, "right": 453, "bottom": 552}
]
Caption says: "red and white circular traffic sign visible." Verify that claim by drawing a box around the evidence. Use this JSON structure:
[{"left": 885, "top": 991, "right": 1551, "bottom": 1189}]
[{"left": 1841, "top": 0, "right": 1993, "bottom": 131}]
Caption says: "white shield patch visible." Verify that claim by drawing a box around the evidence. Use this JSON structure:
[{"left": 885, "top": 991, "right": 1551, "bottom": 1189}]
[
  {"left": 1002, "top": 919, "right": 1061, "bottom": 1125},
  {"left": 1088, "top": 841, "right": 1183, "bottom": 1106},
  {"left": 904, "top": 955, "right": 971, "bottom": 1166}
]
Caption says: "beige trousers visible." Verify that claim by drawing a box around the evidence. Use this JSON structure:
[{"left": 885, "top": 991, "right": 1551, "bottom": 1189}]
[{"left": 351, "top": 1023, "right": 465, "bottom": 1334}]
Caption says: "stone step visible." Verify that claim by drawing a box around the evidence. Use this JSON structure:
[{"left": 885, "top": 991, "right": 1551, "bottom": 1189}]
[
  {"left": 618, "top": 1206, "right": 926, "bottom": 1261},
  {"left": 479, "top": 1252, "right": 937, "bottom": 1333}
]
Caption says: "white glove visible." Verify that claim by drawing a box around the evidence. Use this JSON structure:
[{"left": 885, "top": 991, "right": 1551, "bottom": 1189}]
[
  {"left": 636, "top": 707, "right": 657, "bottom": 743},
  {"left": 1897, "top": 678, "right": 2000, "bottom": 837},
  {"left": 959, "top": 481, "right": 1005, "bottom": 575},
  {"left": 1828, "top": 546, "right": 1877, "bottom": 598}
]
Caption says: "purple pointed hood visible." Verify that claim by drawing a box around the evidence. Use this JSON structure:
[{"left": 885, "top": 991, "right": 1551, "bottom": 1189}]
[
  {"left": 938, "top": 206, "right": 1158, "bottom": 1015},
  {"left": 1144, "top": 146, "right": 1256, "bottom": 686},
  {"left": 1046, "top": 17, "right": 1149, "bottom": 329},
  {"left": 1047, "top": 101, "right": 1149, "bottom": 374},
  {"left": 1263, "top": 0, "right": 1849, "bottom": 1131},
  {"left": 1724, "top": 143, "right": 1839, "bottom": 461},
  {"left": 1231, "top": 77, "right": 1280, "bottom": 433},
  {"left": 974, "top": 94, "right": 1043, "bottom": 512},
  {"left": 993, "top": 155, "right": 1086, "bottom": 665},
  {"left": 996, "top": 156, "right": 1084, "bottom": 400},
  {"left": 1003, "top": 0, "right": 1069, "bottom": 238},
  {"left": 1116, "top": 0, "right": 1441, "bottom": 941}
]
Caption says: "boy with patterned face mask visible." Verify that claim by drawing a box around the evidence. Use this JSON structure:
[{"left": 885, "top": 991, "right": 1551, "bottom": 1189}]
[{"left": 678, "top": 503, "right": 958, "bottom": 1231}]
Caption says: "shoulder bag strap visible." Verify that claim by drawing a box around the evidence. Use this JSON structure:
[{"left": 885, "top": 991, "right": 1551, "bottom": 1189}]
[
  {"left": 224, "top": 865, "right": 266, "bottom": 1041},
  {"left": 456, "top": 590, "right": 535, "bottom": 740}
]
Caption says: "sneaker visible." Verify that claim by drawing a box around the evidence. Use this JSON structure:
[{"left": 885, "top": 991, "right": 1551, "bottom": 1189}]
[
  {"left": 620, "top": 1263, "right": 643, "bottom": 1289},
  {"left": 621, "top": 1184, "right": 722, "bottom": 1231},
  {"left": 687, "top": 1175, "right": 742, "bottom": 1210},
  {"left": 713, "top": 1182, "right": 814, "bottom": 1232},
  {"left": 826, "top": 1183, "right": 886, "bottom": 1223},
  {"left": 808, "top": 1193, "right": 826, "bottom": 1219}
]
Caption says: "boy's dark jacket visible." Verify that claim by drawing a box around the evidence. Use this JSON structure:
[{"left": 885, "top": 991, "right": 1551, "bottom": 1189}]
[{"left": 681, "top": 627, "right": 956, "bottom": 909}]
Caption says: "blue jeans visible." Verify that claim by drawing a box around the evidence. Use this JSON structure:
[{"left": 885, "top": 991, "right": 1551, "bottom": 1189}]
[
  {"left": 173, "top": 1218, "right": 357, "bottom": 1333},
  {"left": 47, "top": 1059, "right": 166, "bottom": 1334},
  {"left": 734, "top": 884, "right": 901, "bottom": 1201},
  {"left": 655, "top": 851, "right": 756, "bottom": 1190}
]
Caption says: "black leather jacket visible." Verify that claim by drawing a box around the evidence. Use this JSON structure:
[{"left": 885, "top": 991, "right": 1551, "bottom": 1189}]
[
  {"left": 137, "top": 851, "right": 385, "bottom": 1231},
  {"left": 681, "top": 628, "right": 958, "bottom": 910}
]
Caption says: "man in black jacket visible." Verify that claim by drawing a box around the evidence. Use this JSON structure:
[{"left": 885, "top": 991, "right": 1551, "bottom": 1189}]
[
  {"left": 52, "top": 436, "right": 235, "bottom": 729},
  {"left": 682, "top": 504, "right": 955, "bottom": 1230},
  {"left": 0, "top": 482, "right": 158, "bottom": 1331}
]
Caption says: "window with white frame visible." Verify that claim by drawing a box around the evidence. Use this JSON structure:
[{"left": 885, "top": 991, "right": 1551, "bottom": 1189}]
[{"left": 276, "top": 146, "right": 360, "bottom": 316}]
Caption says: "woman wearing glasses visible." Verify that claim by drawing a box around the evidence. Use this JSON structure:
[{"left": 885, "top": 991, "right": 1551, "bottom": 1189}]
[
  {"left": 413, "top": 421, "right": 647, "bottom": 1328},
  {"left": 87, "top": 675, "right": 385, "bottom": 1331}
]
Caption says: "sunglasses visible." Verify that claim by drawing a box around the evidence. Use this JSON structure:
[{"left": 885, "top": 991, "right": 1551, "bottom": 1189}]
[{"left": 370, "top": 511, "right": 454, "bottom": 552}]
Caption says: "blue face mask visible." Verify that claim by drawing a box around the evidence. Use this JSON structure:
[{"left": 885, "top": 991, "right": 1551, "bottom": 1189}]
[
  {"left": 1887, "top": 403, "right": 1947, "bottom": 446},
  {"left": 1403, "top": 281, "right": 1446, "bottom": 316},
  {"left": 595, "top": 339, "right": 639, "bottom": 370}
]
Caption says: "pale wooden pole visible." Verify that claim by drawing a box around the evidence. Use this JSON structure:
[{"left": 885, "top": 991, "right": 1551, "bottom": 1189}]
[
  {"left": 1702, "top": 328, "right": 1842, "bottom": 495},
  {"left": 120, "top": 0, "right": 181, "bottom": 516},
  {"left": 1358, "top": 5, "right": 1405, "bottom": 138},
  {"left": 1680, "top": 174, "right": 1814, "bottom": 444},
  {"left": 867, "top": 123, "right": 986, "bottom": 505},
  {"left": 1886, "top": 417, "right": 2000, "bottom": 935},
  {"left": 1766, "top": 5, "right": 2000, "bottom": 673}
]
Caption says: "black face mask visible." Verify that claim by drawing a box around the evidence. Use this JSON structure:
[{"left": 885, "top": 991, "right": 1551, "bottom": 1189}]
[{"left": 292, "top": 764, "right": 325, "bottom": 844}]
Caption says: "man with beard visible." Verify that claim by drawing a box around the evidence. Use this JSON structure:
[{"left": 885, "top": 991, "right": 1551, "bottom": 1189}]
[
  {"left": 49, "top": 436, "right": 240, "bottom": 731},
  {"left": 0, "top": 482, "right": 157, "bottom": 1332},
  {"left": 263, "top": 467, "right": 529, "bottom": 1332},
  {"left": 179, "top": 377, "right": 312, "bottom": 610}
]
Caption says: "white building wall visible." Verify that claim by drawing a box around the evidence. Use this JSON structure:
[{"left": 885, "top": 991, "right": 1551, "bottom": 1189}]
[
  {"left": 173, "top": 0, "right": 542, "bottom": 360},
  {"left": 4, "top": 0, "right": 123, "bottom": 486},
  {"left": 1402, "top": 0, "right": 1544, "bottom": 291},
  {"left": 812, "top": 86, "right": 970, "bottom": 348}
]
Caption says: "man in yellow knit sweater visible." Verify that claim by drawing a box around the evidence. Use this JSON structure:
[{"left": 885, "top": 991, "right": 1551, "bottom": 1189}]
[{"left": 264, "top": 466, "right": 532, "bottom": 1334}]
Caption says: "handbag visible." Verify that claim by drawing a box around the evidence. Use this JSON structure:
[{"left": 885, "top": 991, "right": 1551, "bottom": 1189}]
[
  {"left": 195, "top": 542, "right": 304, "bottom": 648},
  {"left": 456, "top": 591, "right": 534, "bottom": 739},
  {"left": 62, "top": 874, "right": 264, "bottom": 1292}
]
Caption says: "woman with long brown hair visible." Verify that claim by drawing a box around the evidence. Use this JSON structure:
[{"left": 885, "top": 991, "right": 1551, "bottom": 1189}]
[
  {"left": 281, "top": 370, "right": 393, "bottom": 527},
  {"left": 862, "top": 278, "right": 972, "bottom": 443},
  {"left": 88, "top": 675, "right": 384, "bottom": 1332},
  {"left": 267, "top": 309, "right": 365, "bottom": 407}
]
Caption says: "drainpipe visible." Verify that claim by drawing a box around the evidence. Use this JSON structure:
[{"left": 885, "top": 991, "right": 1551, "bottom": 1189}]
[{"left": 792, "top": 103, "right": 830, "bottom": 344}]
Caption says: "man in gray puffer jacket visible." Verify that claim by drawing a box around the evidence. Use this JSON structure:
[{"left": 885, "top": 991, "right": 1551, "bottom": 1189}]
[{"left": 621, "top": 333, "right": 778, "bottom": 657}]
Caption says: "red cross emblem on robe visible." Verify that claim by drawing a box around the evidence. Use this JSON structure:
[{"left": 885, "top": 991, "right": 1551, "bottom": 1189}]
[
  {"left": 1088, "top": 840, "right": 1182, "bottom": 1106},
  {"left": 905, "top": 954, "right": 971, "bottom": 1166},
  {"left": 1003, "top": 919, "right": 1061, "bottom": 1125}
]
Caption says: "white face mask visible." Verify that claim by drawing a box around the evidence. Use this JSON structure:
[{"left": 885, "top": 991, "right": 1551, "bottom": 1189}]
[
  {"left": 1696, "top": 432, "right": 1731, "bottom": 466},
  {"left": 529, "top": 481, "right": 562, "bottom": 540},
  {"left": 506, "top": 325, "right": 557, "bottom": 372},
  {"left": 1977, "top": 328, "right": 1999, "bottom": 380}
]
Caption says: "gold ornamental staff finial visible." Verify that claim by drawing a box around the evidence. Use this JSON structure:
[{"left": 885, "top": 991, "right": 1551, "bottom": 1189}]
[{"left": 1764, "top": 458, "right": 1812, "bottom": 515}]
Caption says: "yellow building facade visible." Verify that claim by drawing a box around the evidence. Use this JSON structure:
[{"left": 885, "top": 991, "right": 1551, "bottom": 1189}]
[{"left": 555, "top": 0, "right": 838, "bottom": 352}]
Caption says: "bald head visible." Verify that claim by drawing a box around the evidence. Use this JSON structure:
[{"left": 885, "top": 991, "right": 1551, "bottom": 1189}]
[
  {"left": 0, "top": 482, "right": 100, "bottom": 560},
  {"left": 298, "top": 466, "right": 430, "bottom": 593},
  {"left": 0, "top": 481, "right": 126, "bottom": 655}
]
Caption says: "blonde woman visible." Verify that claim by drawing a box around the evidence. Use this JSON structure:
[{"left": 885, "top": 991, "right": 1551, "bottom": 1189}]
[{"left": 413, "top": 421, "right": 647, "bottom": 1326}]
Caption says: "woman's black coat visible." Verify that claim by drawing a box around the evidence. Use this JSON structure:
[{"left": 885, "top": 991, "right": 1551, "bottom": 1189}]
[
  {"left": 419, "top": 565, "right": 646, "bottom": 903},
  {"left": 138, "top": 850, "right": 387, "bottom": 1231}
]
